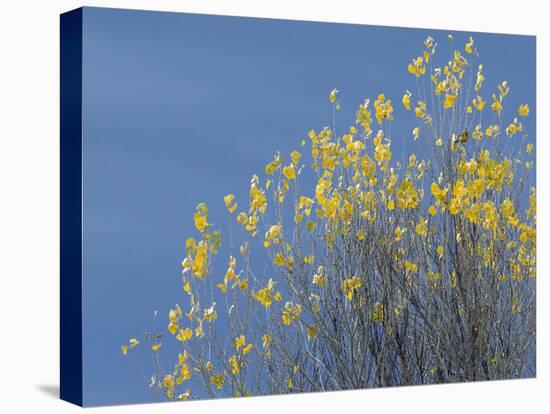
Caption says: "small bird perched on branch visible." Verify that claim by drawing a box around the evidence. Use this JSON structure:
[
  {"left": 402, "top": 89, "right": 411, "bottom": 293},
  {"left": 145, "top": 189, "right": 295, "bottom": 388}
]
[{"left": 452, "top": 129, "right": 469, "bottom": 145}]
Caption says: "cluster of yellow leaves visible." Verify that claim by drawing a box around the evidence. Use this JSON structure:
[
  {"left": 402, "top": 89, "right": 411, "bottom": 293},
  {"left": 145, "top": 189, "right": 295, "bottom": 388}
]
[
  {"left": 273, "top": 251, "right": 295, "bottom": 272},
  {"left": 265, "top": 152, "right": 282, "bottom": 175},
  {"left": 312, "top": 265, "right": 327, "bottom": 286},
  {"left": 168, "top": 305, "right": 183, "bottom": 335},
  {"left": 227, "top": 336, "right": 254, "bottom": 376},
  {"left": 235, "top": 335, "right": 254, "bottom": 355},
  {"left": 295, "top": 195, "right": 314, "bottom": 224},
  {"left": 373, "top": 131, "right": 391, "bottom": 169},
  {"left": 121, "top": 338, "right": 140, "bottom": 355},
  {"left": 252, "top": 279, "right": 282, "bottom": 308},
  {"left": 217, "top": 255, "right": 248, "bottom": 293},
  {"left": 404, "top": 260, "right": 418, "bottom": 273},
  {"left": 395, "top": 226, "right": 408, "bottom": 242},
  {"left": 342, "top": 276, "right": 362, "bottom": 301},
  {"left": 165, "top": 305, "right": 194, "bottom": 343},
  {"left": 161, "top": 350, "right": 192, "bottom": 399},
  {"left": 373, "top": 94, "right": 394, "bottom": 124},
  {"left": 356, "top": 99, "right": 373, "bottom": 134},
  {"left": 224, "top": 194, "right": 237, "bottom": 214},
  {"left": 203, "top": 303, "right": 217, "bottom": 322},
  {"left": 394, "top": 179, "right": 420, "bottom": 209},
  {"left": 210, "top": 372, "right": 225, "bottom": 390},
  {"left": 409, "top": 36, "right": 475, "bottom": 114},
  {"left": 281, "top": 302, "right": 302, "bottom": 325},
  {"left": 193, "top": 203, "right": 210, "bottom": 232},
  {"left": 506, "top": 117, "right": 523, "bottom": 137},
  {"left": 491, "top": 81, "right": 509, "bottom": 115},
  {"left": 182, "top": 238, "right": 209, "bottom": 279},
  {"left": 408, "top": 55, "right": 427, "bottom": 77},
  {"left": 264, "top": 224, "right": 282, "bottom": 247}
]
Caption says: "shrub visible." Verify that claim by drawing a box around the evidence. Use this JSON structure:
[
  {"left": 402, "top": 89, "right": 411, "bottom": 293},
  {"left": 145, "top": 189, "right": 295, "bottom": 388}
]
[{"left": 122, "top": 34, "right": 536, "bottom": 401}]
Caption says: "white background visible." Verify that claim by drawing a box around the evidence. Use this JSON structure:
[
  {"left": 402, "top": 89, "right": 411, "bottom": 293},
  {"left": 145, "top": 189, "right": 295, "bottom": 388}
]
[{"left": 0, "top": 0, "right": 547, "bottom": 412}]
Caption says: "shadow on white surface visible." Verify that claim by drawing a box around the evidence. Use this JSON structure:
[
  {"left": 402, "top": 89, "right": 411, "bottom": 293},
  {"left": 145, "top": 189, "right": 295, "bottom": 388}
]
[{"left": 36, "top": 384, "right": 59, "bottom": 399}]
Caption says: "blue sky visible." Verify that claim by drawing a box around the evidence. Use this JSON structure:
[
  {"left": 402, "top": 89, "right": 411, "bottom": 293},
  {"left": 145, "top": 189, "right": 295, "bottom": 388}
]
[{"left": 80, "top": 7, "right": 535, "bottom": 406}]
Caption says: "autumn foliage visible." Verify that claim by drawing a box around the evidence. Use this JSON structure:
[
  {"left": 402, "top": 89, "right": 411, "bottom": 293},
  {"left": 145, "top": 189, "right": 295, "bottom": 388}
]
[{"left": 122, "top": 34, "right": 536, "bottom": 401}]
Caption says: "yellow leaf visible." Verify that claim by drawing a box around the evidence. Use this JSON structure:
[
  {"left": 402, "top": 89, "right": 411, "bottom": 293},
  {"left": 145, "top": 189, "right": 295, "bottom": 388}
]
[
  {"left": 282, "top": 165, "right": 297, "bottom": 180},
  {"left": 168, "top": 322, "right": 178, "bottom": 335},
  {"left": 193, "top": 212, "right": 208, "bottom": 232},
  {"left": 242, "top": 343, "right": 253, "bottom": 355},
  {"left": 518, "top": 104, "right": 529, "bottom": 117},
  {"left": 329, "top": 88, "right": 338, "bottom": 104},
  {"left": 176, "top": 328, "right": 192, "bottom": 342},
  {"left": 235, "top": 335, "right": 246, "bottom": 351},
  {"left": 290, "top": 150, "right": 302, "bottom": 166},
  {"left": 307, "top": 325, "right": 317, "bottom": 339}
]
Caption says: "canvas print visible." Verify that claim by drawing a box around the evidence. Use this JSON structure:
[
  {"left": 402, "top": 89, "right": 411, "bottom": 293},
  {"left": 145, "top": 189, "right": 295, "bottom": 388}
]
[{"left": 60, "top": 7, "right": 536, "bottom": 407}]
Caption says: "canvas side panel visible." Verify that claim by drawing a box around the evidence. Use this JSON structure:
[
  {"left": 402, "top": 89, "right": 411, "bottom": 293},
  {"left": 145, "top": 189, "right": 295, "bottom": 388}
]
[{"left": 60, "top": 7, "right": 83, "bottom": 407}]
